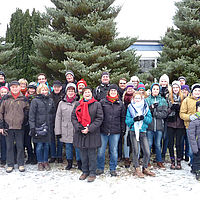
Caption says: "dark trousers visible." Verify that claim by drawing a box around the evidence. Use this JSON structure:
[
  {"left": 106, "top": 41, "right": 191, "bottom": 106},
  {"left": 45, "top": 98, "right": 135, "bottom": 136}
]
[
  {"left": 80, "top": 148, "right": 97, "bottom": 176},
  {"left": 167, "top": 127, "right": 184, "bottom": 160},
  {"left": 118, "top": 135, "right": 122, "bottom": 159},
  {"left": 6, "top": 129, "right": 24, "bottom": 167},
  {"left": 192, "top": 151, "right": 200, "bottom": 172},
  {"left": 0, "top": 134, "right": 6, "bottom": 161}
]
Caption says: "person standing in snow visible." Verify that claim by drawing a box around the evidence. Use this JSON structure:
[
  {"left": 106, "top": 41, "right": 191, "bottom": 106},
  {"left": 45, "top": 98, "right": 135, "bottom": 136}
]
[
  {"left": 96, "top": 84, "right": 125, "bottom": 177},
  {"left": 72, "top": 87, "right": 103, "bottom": 182},
  {"left": 146, "top": 83, "right": 168, "bottom": 169},
  {"left": 187, "top": 101, "right": 200, "bottom": 181},
  {"left": 126, "top": 91, "right": 155, "bottom": 178},
  {"left": 166, "top": 81, "right": 184, "bottom": 170},
  {"left": 29, "top": 84, "right": 55, "bottom": 171},
  {"left": 55, "top": 83, "right": 81, "bottom": 171}
]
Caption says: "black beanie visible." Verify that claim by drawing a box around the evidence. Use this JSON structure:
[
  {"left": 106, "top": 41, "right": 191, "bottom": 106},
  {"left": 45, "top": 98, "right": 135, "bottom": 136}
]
[
  {"left": 109, "top": 84, "right": 118, "bottom": 91},
  {"left": 191, "top": 83, "right": 200, "bottom": 93}
]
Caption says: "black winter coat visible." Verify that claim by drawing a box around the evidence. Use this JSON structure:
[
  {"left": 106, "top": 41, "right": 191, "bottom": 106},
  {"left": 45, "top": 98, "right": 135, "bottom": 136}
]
[
  {"left": 71, "top": 101, "right": 103, "bottom": 149},
  {"left": 100, "top": 98, "right": 125, "bottom": 135},
  {"left": 93, "top": 83, "right": 110, "bottom": 101},
  {"left": 29, "top": 94, "right": 56, "bottom": 143},
  {"left": 50, "top": 91, "right": 64, "bottom": 111}
]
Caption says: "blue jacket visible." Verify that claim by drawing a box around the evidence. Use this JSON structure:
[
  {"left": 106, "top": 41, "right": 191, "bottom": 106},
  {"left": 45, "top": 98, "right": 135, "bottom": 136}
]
[{"left": 125, "top": 105, "right": 152, "bottom": 133}]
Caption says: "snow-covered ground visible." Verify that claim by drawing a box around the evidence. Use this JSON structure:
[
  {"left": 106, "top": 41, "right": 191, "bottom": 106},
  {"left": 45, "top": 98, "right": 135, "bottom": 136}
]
[{"left": 0, "top": 160, "right": 199, "bottom": 200}]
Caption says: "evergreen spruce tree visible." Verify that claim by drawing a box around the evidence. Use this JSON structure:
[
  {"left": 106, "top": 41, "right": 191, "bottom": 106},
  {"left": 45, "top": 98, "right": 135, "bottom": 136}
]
[
  {"left": 6, "top": 9, "right": 47, "bottom": 81},
  {"left": 30, "top": 0, "right": 139, "bottom": 86},
  {"left": 0, "top": 36, "right": 19, "bottom": 81},
  {"left": 151, "top": 0, "right": 200, "bottom": 86}
]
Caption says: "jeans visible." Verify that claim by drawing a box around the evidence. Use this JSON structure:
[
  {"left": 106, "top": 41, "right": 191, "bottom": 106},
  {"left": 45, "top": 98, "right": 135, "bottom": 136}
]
[
  {"left": 167, "top": 127, "right": 184, "bottom": 159},
  {"left": 50, "top": 134, "right": 63, "bottom": 158},
  {"left": 147, "top": 130, "right": 163, "bottom": 162},
  {"left": 124, "top": 126, "right": 130, "bottom": 158},
  {"left": 130, "top": 131, "right": 150, "bottom": 168},
  {"left": 186, "top": 129, "right": 193, "bottom": 165},
  {"left": 36, "top": 142, "right": 49, "bottom": 163},
  {"left": 6, "top": 129, "right": 24, "bottom": 167},
  {"left": 0, "top": 134, "right": 6, "bottom": 161},
  {"left": 118, "top": 135, "right": 122, "bottom": 159},
  {"left": 65, "top": 143, "right": 81, "bottom": 161},
  {"left": 181, "top": 129, "right": 189, "bottom": 158},
  {"left": 161, "top": 121, "right": 168, "bottom": 159},
  {"left": 80, "top": 148, "right": 97, "bottom": 176},
  {"left": 97, "top": 133, "right": 120, "bottom": 171}
]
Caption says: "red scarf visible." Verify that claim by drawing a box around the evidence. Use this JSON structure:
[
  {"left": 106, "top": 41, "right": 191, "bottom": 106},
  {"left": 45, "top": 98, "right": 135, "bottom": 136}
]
[
  {"left": 106, "top": 95, "right": 119, "bottom": 103},
  {"left": 11, "top": 92, "right": 20, "bottom": 100},
  {"left": 66, "top": 94, "right": 76, "bottom": 103},
  {"left": 124, "top": 92, "right": 133, "bottom": 104},
  {"left": 75, "top": 97, "right": 97, "bottom": 127},
  {"left": 21, "top": 88, "right": 27, "bottom": 96}
]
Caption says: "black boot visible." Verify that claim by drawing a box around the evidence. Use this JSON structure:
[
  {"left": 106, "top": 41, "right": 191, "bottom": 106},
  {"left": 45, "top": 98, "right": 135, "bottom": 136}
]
[
  {"left": 77, "top": 160, "right": 82, "bottom": 171},
  {"left": 196, "top": 170, "right": 200, "bottom": 181},
  {"left": 65, "top": 159, "right": 73, "bottom": 170}
]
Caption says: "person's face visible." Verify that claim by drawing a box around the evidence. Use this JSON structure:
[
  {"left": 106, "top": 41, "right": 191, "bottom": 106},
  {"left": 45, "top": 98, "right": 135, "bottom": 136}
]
[
  {"left": 38, "top": 75, "right": 47, "bottom": 84},
  {"left": 160, "top": 80, "right": 168, "bottom": 87},
  {"left": 172, "top": 85, "right": 180, "bottom": 95},
  {"left": 197, "top": 106, "right": 200, "bottom": 112},
  {"left": 182, "top": 89, "right": 189, "bottom": 97},
  {"left": 131, "top": 79, "right": 138, "bottom": 87},
  {"left": 28, "top": 88, "right": 36, "bottom": 95},
  {"left": 67, "top": 88, "right": 75, "bottom": 98},
  {"left": 78, "top": 83, "right": 85, "bottom": 93},
  {"left": 119, "top": 80, "right": 127, "bottom": 90},
  {"left": 10, "top": 85, "right": 20, "bottom": 94},
  {"left": 134, "top": 94, "right": 142, "bottom": 103},
  {"left": 83, "top": 89, "right": 92, "bottom": 100},
  {"left": 66, "top": 74, "right": 74, "bottom": 83},
  {"left": 192, "top": 88, "right": 200, "bottom": 98},
  {"left": 0, "top": 75, "right": 5, "bottom": 83},
  {"left": 20, "top": 82, "right": 27, "bottom": 90},
  {"left": 101, "top": 75, "right": 110, "bottom": 84},
  {"left": 126, "top": 87, "right": 135, "bottom": 94},
  {"left": 40, "top": 88, "right": 49, "bottom": 96},
  {"left": 179, "top": 79, "right": 185, "bottom": 86},
  {"left": 53, "top": 85, "right": 62, "bottom": 94},
  {"left": 0, "top": 88, "right": 8, "bottom": 97},
  {"left": 152, "top": 85, "right": 160, "bottom": 96},
  {"left": 109, "top": 89, "right": 118, "bottom": 97},
  {"left": 138, "top": 89, "right": 145, "bottom": 95}
]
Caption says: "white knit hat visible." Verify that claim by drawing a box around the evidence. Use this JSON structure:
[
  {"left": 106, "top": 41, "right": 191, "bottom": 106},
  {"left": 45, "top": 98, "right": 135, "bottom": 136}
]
[
  {"left": 159, "top": 74, "right": 169, "bottom": 85},
  {"left": 172, "top": 80, "right": 181, "bottom": 88}
]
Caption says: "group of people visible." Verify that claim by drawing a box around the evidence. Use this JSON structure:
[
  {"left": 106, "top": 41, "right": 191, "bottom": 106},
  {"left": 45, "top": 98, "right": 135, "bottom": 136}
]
[{"left": 0, "top": 70, "right": 200, "bottom": 182}]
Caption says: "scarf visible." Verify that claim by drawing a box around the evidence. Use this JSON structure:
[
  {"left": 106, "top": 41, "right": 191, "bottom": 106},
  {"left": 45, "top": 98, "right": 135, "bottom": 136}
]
[
  {"left": 75, "top": 97, "right": 97, "bottom": 127},
  {"left": 124, "top": 92, "right": 133, "bottom": 104},
  {"left": 106, "top": 95, "right": 119, "bottom": 103},
  {"left": 21, "top": 88, "right": 27, "bottom": 96},
  {"left": 128, "top": 99, "right": 149, "bottom": 141},
  {"left": 11, "top": 92, "right": 20, "bottom": 100},
  {"left": 66, "top": 94, "right": 76, "bottom": 103}
]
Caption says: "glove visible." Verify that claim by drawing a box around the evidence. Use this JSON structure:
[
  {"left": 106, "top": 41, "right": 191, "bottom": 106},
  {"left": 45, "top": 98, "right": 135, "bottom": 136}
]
[
  {"left": 139, "top": 115, "right": 144, "bottom": 120},
  {"left": 153, "top": 103, "right": 159, "bottom": 108},
  {"left": 171, "top": 103, "right": 180, "bottom": 111},
  {"left": 30, "top": 128, "right": 36, "bottom": 137},
  {"left": 189, "top": 114, "right": 198, "bottom": 121},
  {"left": 134, "top": 116, "right": 140, "bottom": 122},
  {"left": 56, "top": 135, "right": 62, "bottom": 139}
]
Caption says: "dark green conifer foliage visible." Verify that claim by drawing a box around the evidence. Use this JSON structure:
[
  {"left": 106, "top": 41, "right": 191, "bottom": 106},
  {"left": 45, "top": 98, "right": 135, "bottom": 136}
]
[
  {"left": 151, "top": 0, "right": 200, "bottom": 86},
  {"left": 6, "top": 9, "right": 47, "bottom": 81},
  {"left": 31, "top": 0, "right": 139, "bottom": 86}
]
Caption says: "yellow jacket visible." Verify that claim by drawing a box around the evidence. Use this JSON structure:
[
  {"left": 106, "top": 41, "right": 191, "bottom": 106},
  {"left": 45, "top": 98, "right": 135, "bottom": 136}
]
[{"left": 180, "top": 94, "right": 200, "bottom": 129}]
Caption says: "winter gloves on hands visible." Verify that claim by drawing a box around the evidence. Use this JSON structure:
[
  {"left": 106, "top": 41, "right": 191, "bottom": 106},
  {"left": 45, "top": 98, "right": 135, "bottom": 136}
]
[{"left": 134, "top": 115, "right": 144, "bottom": 122}]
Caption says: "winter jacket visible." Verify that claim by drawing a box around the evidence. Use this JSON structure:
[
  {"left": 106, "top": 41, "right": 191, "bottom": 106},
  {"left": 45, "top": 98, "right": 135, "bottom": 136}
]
[
  {"left": 180, "top": 94, "right": 200, "bottom": 129},
  {"left": 0, "top": 92, "right": 29, "bottom": 130},
  {"left": 187, "top": 115, "right": 200, "bottom": 154},
  {"left": 55, "top": 98, "right": 77, "bottom": 143},
  {"left": 93, "top": 83, "right": 110, "bottom": 101},
  {"left": 29, "top": 94, "right": 55, "bottom": 143},
  {"left": 50, "top": 91, "right": 64, "bottom": 110},
  {"left": 125, "top": 101, "right": 152, "bottom": 133},
  {"left": 166, "top": 94, "right": 184, "bottom": 129},
  {"left": 146, "top": 94, "right": 168, "bottom": 132},
  {"left": 100, "top": 98, "right": 125, "bottom": 135},
  {"left": 71, "top": 101, "right": 103, "bottom": 149}
]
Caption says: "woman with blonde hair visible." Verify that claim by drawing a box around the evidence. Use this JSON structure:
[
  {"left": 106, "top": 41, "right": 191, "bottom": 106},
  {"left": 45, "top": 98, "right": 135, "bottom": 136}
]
[{"left": 29, "top": 84, "right": 55, "bottom": 171}]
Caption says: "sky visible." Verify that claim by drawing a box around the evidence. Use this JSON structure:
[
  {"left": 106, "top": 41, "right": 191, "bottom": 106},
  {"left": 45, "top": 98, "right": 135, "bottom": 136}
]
[{"left": 0, "top": 0, "right": 179, "bottom": 40}]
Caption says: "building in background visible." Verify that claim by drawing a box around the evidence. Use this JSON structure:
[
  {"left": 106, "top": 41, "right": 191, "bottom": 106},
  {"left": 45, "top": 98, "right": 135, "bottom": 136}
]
[{"left": 128, "top": 40, "right": 163, "bottom": 72}]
